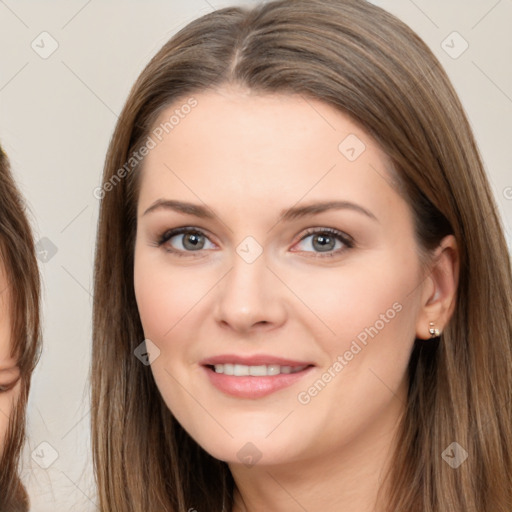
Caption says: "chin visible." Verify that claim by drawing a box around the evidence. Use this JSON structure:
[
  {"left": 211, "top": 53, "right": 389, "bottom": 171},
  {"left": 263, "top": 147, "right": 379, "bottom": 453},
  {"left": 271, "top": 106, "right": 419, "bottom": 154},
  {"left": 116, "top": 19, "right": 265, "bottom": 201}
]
[{"left": 181, "top": 420, "right": 308, "bottom": 468}]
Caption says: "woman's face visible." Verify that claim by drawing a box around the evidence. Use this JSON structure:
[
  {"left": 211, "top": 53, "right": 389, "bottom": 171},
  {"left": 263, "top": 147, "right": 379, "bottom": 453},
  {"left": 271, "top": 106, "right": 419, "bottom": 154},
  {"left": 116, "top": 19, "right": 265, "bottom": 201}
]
[
  {"left": 133, "top": 88, "right": 431, "bottom": 466},
  {"left": 0, "top": 263, "right": 21, "bottom": 455}
]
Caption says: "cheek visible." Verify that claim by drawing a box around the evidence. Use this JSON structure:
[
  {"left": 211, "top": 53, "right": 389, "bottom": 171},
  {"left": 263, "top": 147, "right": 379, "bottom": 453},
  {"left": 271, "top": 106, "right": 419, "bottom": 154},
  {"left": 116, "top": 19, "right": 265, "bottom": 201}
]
[
  {"left": 290, "top": 253, "right": 421, "bottom": 419},
  {"left": 286, "top": 251, "right": 420, "bottom": 350},
  {"left": 133, "top": 248, "right": 216, "bottom": 410},
  {"left": 294, "top": 251, "right": 421, "bottom": 415},
  {"left": 133, "top": 254, "right": 209, "bottom": 437},
  {"left": 134, "top": 256, "right": 206, "bottom": 341}
]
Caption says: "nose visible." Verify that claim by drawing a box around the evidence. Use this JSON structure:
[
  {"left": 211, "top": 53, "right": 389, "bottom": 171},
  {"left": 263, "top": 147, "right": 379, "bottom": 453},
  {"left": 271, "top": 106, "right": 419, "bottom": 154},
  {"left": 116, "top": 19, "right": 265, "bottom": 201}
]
[{"left": 213, "top": 249, "right": 287, "bottom": 334}]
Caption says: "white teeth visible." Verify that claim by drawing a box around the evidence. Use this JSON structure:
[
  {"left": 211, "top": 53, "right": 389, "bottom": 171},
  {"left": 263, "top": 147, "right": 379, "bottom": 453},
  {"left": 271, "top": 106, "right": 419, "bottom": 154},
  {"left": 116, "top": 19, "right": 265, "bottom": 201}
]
[
  {"left": 267, "top": 365, "right": 281, "bottom": 376},
  {"left": 234, "top": 364, "right": 249, "bottom": 376},
  {"left": 213, "top": 364, "right": 307, "bottom": 376},
  {"left": 249, "top": 365, "right": 267, "bottom": 376}
]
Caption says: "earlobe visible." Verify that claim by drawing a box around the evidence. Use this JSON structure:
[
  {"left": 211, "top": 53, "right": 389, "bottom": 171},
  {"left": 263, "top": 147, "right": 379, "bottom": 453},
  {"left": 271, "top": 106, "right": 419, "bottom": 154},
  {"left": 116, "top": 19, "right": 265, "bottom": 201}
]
[
  {"left": 415, "top": 234, "right": 459, "bottom": 340},
  {"left": 428, "top": 321, "right": 441, "bottom": 338}
]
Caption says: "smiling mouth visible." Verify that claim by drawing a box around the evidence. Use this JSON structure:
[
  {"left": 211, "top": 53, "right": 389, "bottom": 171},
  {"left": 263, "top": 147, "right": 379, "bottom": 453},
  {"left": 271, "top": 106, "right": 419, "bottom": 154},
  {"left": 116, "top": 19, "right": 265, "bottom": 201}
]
[
  {"left": 202, "top": 359, "right": 314, "bottom": 398},
  {"left": 208, "top": 363, "right": 310, "bottom": 376}
]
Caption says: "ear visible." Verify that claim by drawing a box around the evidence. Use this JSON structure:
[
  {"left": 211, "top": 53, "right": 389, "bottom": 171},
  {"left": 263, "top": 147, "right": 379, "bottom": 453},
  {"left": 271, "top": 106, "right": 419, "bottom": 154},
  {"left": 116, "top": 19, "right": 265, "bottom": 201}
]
[{"left": 415, "top": 234, "right": 459, "bottom": 340}]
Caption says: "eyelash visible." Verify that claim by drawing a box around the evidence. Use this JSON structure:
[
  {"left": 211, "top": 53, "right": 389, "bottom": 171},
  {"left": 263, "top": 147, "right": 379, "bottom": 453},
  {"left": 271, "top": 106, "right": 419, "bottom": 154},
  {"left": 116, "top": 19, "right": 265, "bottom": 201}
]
[{"left": 156, "top": 226, "right": 354, "bottom": 258}]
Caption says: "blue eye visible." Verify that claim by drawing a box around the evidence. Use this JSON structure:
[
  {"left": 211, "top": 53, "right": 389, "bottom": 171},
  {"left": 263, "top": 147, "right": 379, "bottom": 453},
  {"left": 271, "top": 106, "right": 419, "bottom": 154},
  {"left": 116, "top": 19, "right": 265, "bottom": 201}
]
[
  {"left": 157, "top": 227, "right": 215, "bottom": 256},
  {"left": 294, "top": 228, "right": 353, "bottom": 257}
]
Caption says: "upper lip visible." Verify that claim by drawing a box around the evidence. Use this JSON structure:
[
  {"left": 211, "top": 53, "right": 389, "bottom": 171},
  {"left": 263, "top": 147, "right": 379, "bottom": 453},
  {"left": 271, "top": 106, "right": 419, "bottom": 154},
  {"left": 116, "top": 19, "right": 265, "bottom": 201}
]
[{"left": 200, "top": 354, "right": 314, "bottom": 367}]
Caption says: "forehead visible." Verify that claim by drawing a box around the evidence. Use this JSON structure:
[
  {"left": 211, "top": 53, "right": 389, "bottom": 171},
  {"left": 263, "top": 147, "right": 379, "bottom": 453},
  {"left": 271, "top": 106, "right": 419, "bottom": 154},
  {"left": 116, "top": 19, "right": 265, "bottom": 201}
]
[{"left": 138, "top": 89, "right": 404, "bottom": 224}]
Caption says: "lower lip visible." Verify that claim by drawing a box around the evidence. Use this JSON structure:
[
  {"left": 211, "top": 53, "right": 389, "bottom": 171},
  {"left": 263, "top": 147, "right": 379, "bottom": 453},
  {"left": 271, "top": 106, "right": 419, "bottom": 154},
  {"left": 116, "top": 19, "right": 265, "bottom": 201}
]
[{"left": 203, "top": 365, "right": 314, "bottom": 399}]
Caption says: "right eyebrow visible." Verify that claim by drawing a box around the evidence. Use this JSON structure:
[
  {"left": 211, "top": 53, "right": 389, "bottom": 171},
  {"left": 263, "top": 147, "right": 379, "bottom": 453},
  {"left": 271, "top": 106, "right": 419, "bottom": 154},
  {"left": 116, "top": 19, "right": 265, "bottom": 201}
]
[{"left": 143, "top": 199, "right": 215, "bottom": 219}]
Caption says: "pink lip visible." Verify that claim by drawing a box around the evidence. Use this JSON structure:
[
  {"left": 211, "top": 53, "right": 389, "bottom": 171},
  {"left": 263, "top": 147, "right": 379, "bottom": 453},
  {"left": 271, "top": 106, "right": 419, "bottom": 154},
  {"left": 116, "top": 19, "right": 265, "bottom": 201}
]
[{"left": 200, "top": 354, "right": 315, "bottom": 399}]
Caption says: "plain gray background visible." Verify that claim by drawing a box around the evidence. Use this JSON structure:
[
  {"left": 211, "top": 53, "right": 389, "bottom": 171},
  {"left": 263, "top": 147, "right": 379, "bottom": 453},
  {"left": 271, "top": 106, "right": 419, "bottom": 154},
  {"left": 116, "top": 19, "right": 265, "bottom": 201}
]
[{"left": 0, "top": 1, "right": 511, "bottom": 509}]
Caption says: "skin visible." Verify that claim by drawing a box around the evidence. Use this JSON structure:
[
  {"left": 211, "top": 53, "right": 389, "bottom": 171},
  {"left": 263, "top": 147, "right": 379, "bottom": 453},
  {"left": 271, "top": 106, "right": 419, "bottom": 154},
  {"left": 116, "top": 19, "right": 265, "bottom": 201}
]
[
  {"left": 0, "top": 262, "right": 21, "bottom": 457},
  {"left": 133, "top": 87, "right": 458, "bottom": 512}
]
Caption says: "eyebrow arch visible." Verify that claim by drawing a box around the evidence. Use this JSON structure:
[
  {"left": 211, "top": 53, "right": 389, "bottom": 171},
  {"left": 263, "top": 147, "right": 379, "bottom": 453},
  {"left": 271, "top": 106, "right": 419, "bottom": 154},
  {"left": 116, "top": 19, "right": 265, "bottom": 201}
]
[
  {"left": 280, "top": 200, "right": 378, "bottom": 222},
  {"left": 143, "top": 199, "right": 378, "bottom": 222},
  {"left": 143, "top": 199, "right": 216, "bottom": 218}
]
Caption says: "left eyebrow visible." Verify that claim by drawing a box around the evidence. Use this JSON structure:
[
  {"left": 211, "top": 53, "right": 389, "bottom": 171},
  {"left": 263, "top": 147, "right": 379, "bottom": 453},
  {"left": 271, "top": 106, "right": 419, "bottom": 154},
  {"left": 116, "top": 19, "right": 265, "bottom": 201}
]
[{"left": 279, "top": 200, "right": 378, "bottom": 223}]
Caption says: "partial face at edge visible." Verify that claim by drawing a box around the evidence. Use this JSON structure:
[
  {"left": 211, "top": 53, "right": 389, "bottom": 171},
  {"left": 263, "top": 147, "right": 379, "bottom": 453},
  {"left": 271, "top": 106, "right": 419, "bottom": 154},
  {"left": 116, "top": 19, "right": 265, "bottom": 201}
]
[
  {"left": 0, "top": 262, "right": 21, "bottom": 457},
  {"left": 133, "top": 88, "right": 429, "bottom": 467}
]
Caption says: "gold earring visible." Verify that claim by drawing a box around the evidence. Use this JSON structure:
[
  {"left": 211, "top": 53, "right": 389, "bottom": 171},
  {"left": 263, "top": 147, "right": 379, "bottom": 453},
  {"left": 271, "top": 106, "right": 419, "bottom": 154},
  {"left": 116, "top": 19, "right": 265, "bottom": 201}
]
[{"left": 429, "top": 322, "right": 441, "bottom": 338}]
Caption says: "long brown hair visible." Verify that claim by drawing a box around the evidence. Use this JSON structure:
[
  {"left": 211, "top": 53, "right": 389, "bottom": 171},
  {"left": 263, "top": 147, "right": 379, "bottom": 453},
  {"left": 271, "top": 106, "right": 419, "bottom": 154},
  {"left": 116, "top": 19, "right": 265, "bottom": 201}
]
[
  {"left": 92, "top": 1, "right": 512, "bottom": 510},
  {"left": 0, "top": 144, "right": 41, "bottom": 512}
]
